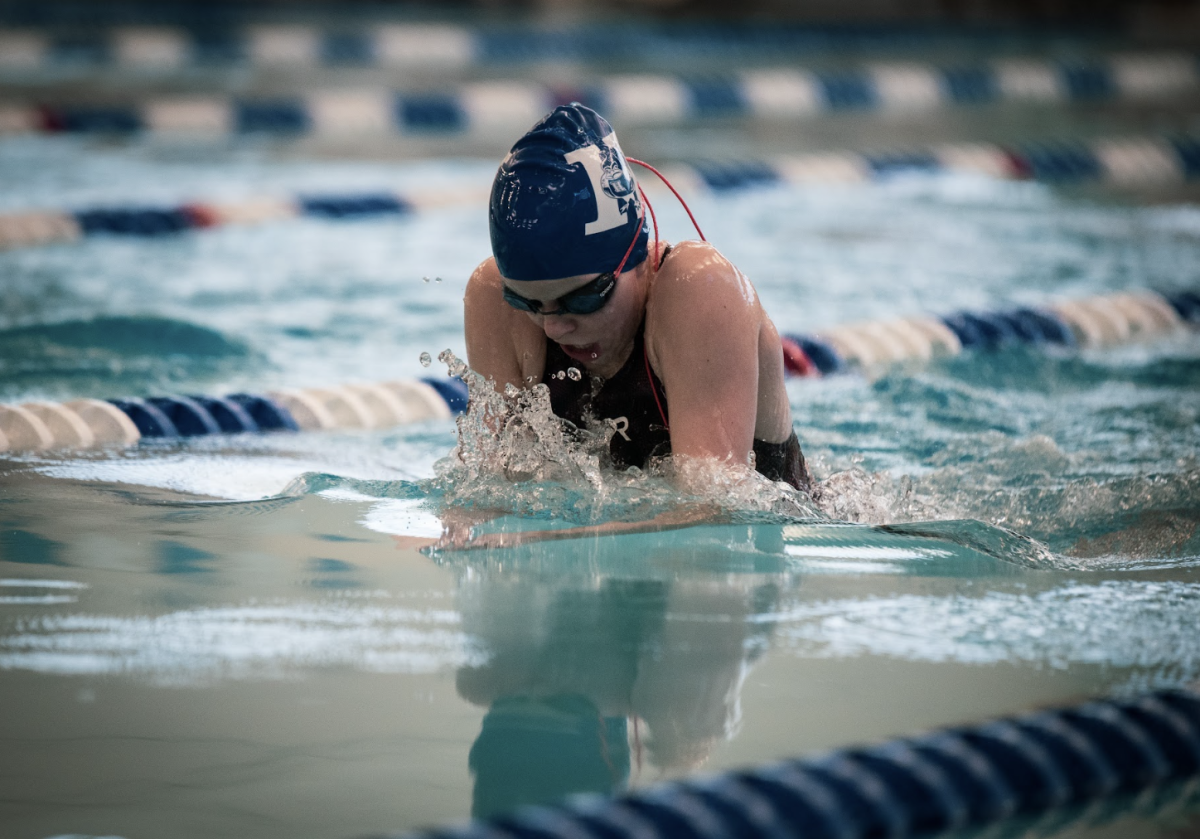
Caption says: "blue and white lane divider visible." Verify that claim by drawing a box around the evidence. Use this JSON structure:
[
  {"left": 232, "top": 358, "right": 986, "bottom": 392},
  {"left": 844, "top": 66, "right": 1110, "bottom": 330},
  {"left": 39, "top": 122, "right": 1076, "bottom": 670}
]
[
  {"left": 0, "top": 379, "right": 465, "bottom": 454},
  {"left": 0, "top": 24, "right": 479, "bottom": 71},
  {"left": 0, "top": 22, "right": 1196, "bottom": 76},
  {"left": 783, "top": 288, "right": 1198, "bottom": 376},
  {"left": 395, "top": 688, "right": 1200, "bottom": 839},
  {"left": 2, "top": 135, "right": 1198, "bottom": 252},
  {"left": 1, "top": 52, "right": 1198, "bottom": 138},
  {"left": 1, "top": 289, "right": 1196, "bottom": 454},
  {"left": 0, "top": 186, "right": 489, "bottom": 250}
]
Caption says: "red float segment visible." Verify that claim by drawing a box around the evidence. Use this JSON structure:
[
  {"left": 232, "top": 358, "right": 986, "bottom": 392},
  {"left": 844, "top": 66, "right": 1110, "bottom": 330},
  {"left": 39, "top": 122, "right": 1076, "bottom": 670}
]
[
  {"left": 780, "top": 336, "right": 818, "bottom": 377},
  {"left": 182, "top": 203, "right": 223, "bottom": 228}
]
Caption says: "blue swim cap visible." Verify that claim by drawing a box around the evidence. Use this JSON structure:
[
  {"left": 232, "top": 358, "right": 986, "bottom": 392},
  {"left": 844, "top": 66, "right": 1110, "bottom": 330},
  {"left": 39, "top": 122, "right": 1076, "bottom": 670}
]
[{"left": 490, "top": 104, "right": 649, "bottom": 282}]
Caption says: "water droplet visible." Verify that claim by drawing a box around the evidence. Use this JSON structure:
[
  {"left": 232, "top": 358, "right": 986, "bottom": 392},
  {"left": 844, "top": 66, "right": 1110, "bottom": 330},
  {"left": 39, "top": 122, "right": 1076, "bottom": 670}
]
[
  {"left": 555, "top": 370, "right": 566, "bottom": 380},
  {"left": 422, "top": 276, "right": 431, "bottom": 283},
  {"left": 504, "top": 383, "right": 519, "bottom": 398},
  {"left": 566, "top": 367, "right": 582, "bottom": 381},
  {"left": 434, "top": 276, "right": 443, "bottom": 283},
  {"left": 525, "top": 375, "right": 536, "bottom": 384},
  {"left": 590, "top": 352, "right": 598, "bottom": 359},
  {"left": 419, "top": 352, "right": 432, "bottom": 367}
]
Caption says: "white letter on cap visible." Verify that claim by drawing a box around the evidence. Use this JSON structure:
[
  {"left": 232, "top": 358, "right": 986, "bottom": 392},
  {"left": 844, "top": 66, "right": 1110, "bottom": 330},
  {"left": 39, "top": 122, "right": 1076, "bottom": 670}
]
[{"left": 564, "top": 136, "right": 635, "bottom": 236}]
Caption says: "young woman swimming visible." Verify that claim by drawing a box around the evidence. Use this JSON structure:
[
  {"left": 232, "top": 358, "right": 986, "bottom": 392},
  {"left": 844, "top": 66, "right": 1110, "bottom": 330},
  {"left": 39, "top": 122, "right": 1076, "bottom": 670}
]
[{"left": 464, "top": 103, "right": 814, "bottom": 494}]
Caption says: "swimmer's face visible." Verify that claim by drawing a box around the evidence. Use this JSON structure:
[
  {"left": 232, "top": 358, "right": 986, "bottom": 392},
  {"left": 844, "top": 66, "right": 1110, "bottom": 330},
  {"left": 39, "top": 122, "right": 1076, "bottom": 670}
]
[{"left": 501, "top": 263, "right": 645, "bottom": 372}]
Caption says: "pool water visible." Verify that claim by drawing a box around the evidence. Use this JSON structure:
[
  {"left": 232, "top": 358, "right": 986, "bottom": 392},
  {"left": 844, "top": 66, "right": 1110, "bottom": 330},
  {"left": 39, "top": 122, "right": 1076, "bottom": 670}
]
[{"left": 1, "top": 137, "right": 1199, "bottom": 839}]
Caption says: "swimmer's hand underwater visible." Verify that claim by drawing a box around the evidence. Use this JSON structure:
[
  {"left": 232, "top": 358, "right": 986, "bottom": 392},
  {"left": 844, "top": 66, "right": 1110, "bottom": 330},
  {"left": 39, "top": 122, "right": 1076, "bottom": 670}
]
[
  {"left": 389, "top": 454, "right": 816, "bottom": 554},
  {"left": 391, "top": 501, "right": 729, "bottom": 553}
]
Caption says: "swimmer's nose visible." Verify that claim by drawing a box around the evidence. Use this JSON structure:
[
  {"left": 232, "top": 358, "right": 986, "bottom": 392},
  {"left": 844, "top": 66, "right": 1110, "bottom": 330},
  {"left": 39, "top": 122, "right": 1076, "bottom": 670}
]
[{"left": 539, "top": 313, "right": 575, "bottom": 341}]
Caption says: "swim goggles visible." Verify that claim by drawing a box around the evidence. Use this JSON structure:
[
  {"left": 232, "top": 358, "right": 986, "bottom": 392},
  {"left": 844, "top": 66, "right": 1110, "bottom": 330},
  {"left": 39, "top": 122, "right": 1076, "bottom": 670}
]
[
  {"left": 502, "top": 270, "right": 617, "bottom": 315},
  {"left": 502, "top": 198, "right": 646, "bottom": 316}
]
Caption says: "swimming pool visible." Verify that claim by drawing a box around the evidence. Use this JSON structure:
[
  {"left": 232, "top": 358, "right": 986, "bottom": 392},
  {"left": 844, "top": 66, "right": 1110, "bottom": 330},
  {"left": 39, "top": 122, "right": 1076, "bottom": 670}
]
[{"left": 1, "top": 116, "right": 1199, "bottom": 839}]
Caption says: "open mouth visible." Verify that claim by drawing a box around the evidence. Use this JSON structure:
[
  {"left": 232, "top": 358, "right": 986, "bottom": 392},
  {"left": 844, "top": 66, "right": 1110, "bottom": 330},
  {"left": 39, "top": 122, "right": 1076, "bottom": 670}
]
[{"left": 557, "top": 342, "right": 601, "bottom": 363}]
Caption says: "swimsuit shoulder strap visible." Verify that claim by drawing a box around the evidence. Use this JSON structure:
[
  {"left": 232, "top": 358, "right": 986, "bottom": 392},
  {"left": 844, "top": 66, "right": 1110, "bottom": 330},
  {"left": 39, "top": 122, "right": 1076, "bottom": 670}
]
[{"left": 639, "top": 313, "right": 669, "bottom": 432}]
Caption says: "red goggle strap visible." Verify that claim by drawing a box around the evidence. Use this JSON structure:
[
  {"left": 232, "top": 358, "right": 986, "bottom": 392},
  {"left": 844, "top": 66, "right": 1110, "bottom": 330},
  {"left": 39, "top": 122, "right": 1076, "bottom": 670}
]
[{"left": 627, "top": 157, "right": 706, "bottom": 242}]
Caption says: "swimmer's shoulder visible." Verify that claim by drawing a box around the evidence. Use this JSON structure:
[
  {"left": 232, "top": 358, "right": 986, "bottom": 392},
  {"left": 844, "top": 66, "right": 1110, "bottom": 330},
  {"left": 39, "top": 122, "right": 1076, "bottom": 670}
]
[
  {"left": 649, "top": 240, "right": 761, "bottom": 319},
  {"left": 466, "top": 257, "right": 524, "bottom": 324},
  {"left": 466, "top": 256, "right": 503, "bottom": 295},
  {"left": 464, "top": 257, "right": 544, "bottom": 385},
  {"left": 465, "top": 257, "right": 514, "bottom": 330}
]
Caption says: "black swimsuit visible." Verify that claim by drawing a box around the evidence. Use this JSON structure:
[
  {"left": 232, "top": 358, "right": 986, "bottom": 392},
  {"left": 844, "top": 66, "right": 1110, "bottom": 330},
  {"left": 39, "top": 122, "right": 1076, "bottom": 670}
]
[{"left": 542, "top": 319, "right": 814, "bottom": 493}]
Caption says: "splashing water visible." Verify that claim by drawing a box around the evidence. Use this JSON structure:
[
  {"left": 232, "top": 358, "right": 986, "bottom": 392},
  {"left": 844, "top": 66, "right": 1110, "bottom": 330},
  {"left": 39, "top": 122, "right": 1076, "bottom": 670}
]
[
  {"left": 812, "top": 463, "right": 952, "bottom": 525},
  {"left": 802, "top": 442, "right": 1200, "bottom": 563},
  {"left": 426, "top": 351, "right": 823, "bottom": 527}
]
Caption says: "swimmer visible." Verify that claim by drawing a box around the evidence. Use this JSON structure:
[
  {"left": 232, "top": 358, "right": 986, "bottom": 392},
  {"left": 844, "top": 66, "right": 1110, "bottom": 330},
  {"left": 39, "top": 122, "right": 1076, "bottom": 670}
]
[
  {"left": 465, "top": 103, "right": 815, "bottom": 496},
  {"left": 393, "top": 104, "right": 816, "bottom": 552}
]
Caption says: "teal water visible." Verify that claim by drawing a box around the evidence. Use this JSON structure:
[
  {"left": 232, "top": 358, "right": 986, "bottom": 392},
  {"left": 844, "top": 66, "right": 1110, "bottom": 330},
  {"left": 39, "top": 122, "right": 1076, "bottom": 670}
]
[{"left": 1, "top": 137, "right": 1199, "bottom": 838}]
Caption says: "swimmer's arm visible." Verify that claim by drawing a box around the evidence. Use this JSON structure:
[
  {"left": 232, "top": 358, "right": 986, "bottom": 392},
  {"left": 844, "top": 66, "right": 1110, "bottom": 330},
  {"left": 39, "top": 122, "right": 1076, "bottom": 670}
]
[
  {"left": 391, "top": 503, "right": 727, "bottom": 553},
  {"left": 457, "top": 504, "right": 726, "bottom": 549},
  {"left": 646, "top": 243, "right": 761, "bottom": 482},
  {"left": 463, "top": 258, "right": 541, "bottom": 393}
]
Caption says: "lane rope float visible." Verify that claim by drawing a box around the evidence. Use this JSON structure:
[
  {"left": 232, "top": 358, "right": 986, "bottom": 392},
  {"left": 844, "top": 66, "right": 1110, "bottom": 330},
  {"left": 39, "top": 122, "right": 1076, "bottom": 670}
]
[
  {"left": 1, "top": 135, "right": 1198, "bottom": 253},
  {"left": 392, "top": 687, "right": 1200, "bottom": 839},
  {"left": 2, "top": 62, "right": 1198, "bottom": 139},
  {"left": 1, "top": 22, "right": 1195, "bottom": 86},
  {"left": 0, "top": 288, "right": 1195, "bottom": 454},
  {"left": 0, "top": 186, "right": 488, "bottom": 251}
]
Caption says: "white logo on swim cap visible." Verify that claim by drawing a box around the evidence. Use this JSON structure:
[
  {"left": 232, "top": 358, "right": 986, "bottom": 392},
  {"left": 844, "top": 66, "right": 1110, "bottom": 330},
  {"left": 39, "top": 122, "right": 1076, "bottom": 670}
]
[
  {"left": 563, "top": 133, "right": 638, "bottom": 236},
  {"left": 599, "top": 144, "right": 635, "bottom": 200}
]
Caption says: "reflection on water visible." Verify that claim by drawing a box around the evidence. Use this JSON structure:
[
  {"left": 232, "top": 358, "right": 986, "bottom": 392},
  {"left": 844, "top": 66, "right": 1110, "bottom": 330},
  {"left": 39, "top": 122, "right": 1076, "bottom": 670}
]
[
  {"left": 1, "top": 468, "right": 1200, "bottom": 837},
  {"left": 449, "top": 535, "right": 788, "bottom": 815},
  {"left": 469, "top": 694, "right": 631, "bottom": 819}
]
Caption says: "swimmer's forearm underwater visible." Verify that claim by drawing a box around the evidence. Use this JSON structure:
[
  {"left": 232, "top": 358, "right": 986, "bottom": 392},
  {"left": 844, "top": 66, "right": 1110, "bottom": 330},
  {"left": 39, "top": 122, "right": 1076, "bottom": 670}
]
[{"left": 404, "top": 502, "right": 727, "bottom": 553}]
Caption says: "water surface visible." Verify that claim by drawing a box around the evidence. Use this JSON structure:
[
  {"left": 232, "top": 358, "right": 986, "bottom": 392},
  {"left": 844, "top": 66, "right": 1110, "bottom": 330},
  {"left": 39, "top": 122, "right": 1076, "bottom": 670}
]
[{"left": 1, "top": 137, "right": 1198, "bottom": 838}]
